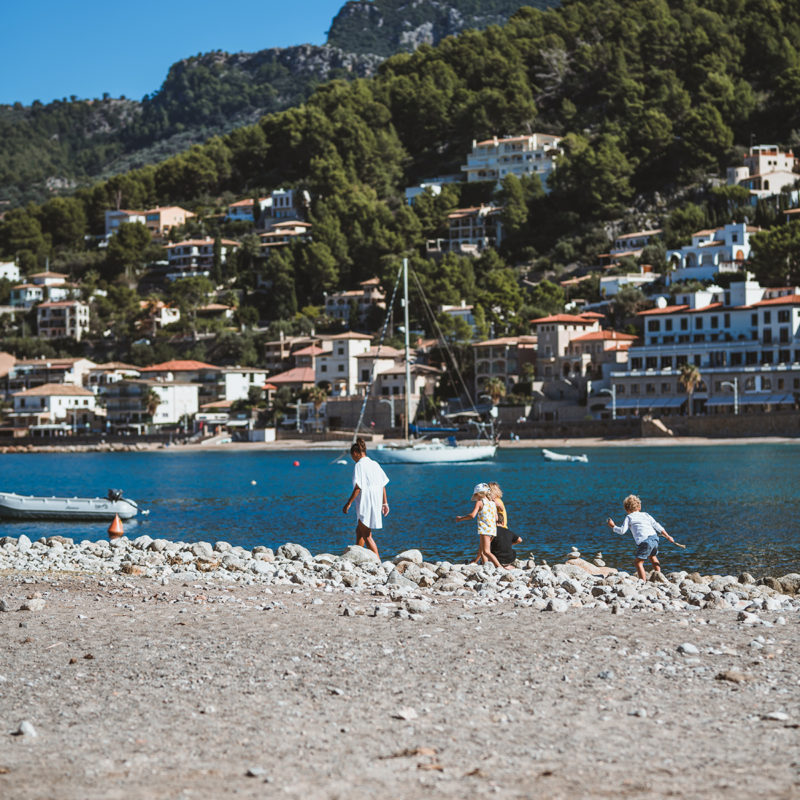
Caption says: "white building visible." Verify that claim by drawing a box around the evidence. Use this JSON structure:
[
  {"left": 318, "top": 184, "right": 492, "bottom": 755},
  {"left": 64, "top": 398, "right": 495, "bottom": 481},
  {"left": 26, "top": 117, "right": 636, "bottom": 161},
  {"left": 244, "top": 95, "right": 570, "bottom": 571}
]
[
  {"left": 163, "top": 238, "right": 239, "bottom": 280},
  {"left": 218, "top": 368, "right": 270, "bottom": 402},
  {"left": 85, "top": 362, "right": 142, "bottom": 395},
  {"left": 315, "top": 332, "right": 373, "bottom": 396},
  {"left": 10, "top": 271, "right": 73, "bottom": 308},
  {"left": 104, "top": 209, "right": 146, "bottom": 237},
  {"left": 608, "top": 281, "right": 800, "bottom": 415},
  {"left": 10, "top": 383, "right": 97, "bottom": 427},
  {"left": 324, "top": 278, "right": 386, "bottom": 324},
  {"left": 666, "top": 222, "right": 757, "bottom": 284},
  {"left": 0, "top": 261, "right": 20, "bottom": 281},
  {"left": 727, "top": 145, "right": 798, "bottom": 199},
  {"left": 6, "top": 357, "right": 97, "bottom": 395},
  {"left": 427, "top": 205, "right": 503, "bottom": 256},
  {"left": 600, "top": 269, "right": 661, "bottom": 298},
  {"left": 105, "top": 379, "right": 199, "bottom": 432},
  {"left": 404, "top": 174, "right": 462, "bottom": 205},
  {"left": 226, "top": 197, "right": 270, "bottom": 223},
  {"left": 461, "top": 133, "right": 563, "bottom": 191},
  {"left": 36, "top": 300, "right": 90, "bottom": 341}
]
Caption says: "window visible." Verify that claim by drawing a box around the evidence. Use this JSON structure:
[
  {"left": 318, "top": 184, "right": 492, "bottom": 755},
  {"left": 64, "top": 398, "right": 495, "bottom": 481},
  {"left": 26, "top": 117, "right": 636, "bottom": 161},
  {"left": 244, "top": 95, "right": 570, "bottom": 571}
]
[
  {"left": 361, "top": 370, "right": 369, "bottom": 382},
  {"left": 665, "top": 319, "right": 673, "bottom": 331},
  {"left": 630, "top": 384, "right": 640, "bottom": 394},
  {"left": 680, "top": 318, "right": 688, "bottom": 330},
  {"left": 779, "top": 349, "right": 791, "bottom": 362},
  {"left": 695, "top": 317, "right": 703, "bottom": 329},
  {"left": 730, "top": 352, "right": 743, "bottom": 366},
  {"left": 646, "top": 383, "right": 656, "bottom": 394},
  {"left": 778, "top": 378, "right": 785, "bottom": 390},
  {"left": 763, "top": 377, "right": 772, "bottom": 390},
  {"left": 337, "top": 347, "right": 345, "bottom": 356},
  {"left": 763, "top": 311, "right": 771, "bottom": 323},
  {"left": 617, "top": 385, "right": 626, "bottom": 395},
  {"left": 710, "top": 316, "right": 718, "bottom": 329},
  {"left": 320, "top": 365, "right": 327, "bottom": 373},
  {"left": 751, "top": 313, "right": 758, "bottom": 326},
  {"left": 763, "top": 329, "right": 772, "bottom": 344},
  {"left": 631, "top": 357, "right": 643, "bottom": 370},
  {"left": 761, "top": 352, "right": 773, "bottom": 364},
  {"left": 337, "top": 365, "right": 345, "bottom": 372},
  {"left": 780, "top": 328, "right": 790, "bottom": 344},
  {"left": 647, "top": 320, "right": 660, "bottom": 332},
  {"left": 746, "top": 351, "right": 758, "bottom": 365},
  {"left": 645, "top": 356, "right": 657, "bottom": 369},
  {"left": 724, "top": 313, "right": 730, "bottom": 327},
  {"left": 661, "top": 382, "right": 671, "bottom": 393},
  {"left": 778, "top": 310, "right": 790, "bottom": 323},
  {"left": 660, "top": 356, "right": 673, "bottom": 369}
]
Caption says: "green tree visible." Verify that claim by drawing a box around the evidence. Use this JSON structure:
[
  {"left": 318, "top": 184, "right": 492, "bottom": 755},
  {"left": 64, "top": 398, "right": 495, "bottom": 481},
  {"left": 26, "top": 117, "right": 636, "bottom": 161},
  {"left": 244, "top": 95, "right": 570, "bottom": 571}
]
[
  {"left": 168, "top": 275, "right": 215, "bottom": 340},
  {"left": 749, "top": 223, "right": 800, "bottom": 286},
  {"left": 105, "top": 222, "right": 152, "bottom": 281},
  {"left": 679, "top": 362, "right": 702, "bottom": 417}
]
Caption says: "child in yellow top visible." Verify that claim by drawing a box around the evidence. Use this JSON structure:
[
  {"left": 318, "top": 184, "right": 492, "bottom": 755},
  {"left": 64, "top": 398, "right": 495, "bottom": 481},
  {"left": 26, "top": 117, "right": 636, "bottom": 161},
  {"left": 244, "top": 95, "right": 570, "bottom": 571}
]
[{"left": 456, "top": 483, "right": 502, "bottom": 568}]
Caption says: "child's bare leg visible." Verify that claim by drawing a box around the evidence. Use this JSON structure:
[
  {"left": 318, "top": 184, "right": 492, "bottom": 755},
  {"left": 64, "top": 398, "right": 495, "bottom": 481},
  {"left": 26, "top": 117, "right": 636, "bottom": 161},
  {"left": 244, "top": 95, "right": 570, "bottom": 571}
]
[
  {"left": 480, "top": 535, "right": 502, "bottom": 568},
  {"left": 649, "top": 555, "right": 661, "bottom": 572},
  {"left": 356, "top": 521, "right": 380, "bottom": 560},
  {"left": 634, "top": 558, "right": 647, "bottom": 581}
]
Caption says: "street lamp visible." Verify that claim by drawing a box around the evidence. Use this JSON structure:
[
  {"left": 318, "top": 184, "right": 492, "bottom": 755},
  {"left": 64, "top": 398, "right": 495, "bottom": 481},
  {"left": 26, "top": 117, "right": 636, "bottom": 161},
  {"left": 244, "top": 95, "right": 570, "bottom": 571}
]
[
  {"left": 721, "top": 378, "right": 739, "bottom": 415},
  {"left": 599, "top": 385, "right": 617, "bottom": 420},
  {"left": 379, "top": 397, "right": 395, "bottom": 429}
]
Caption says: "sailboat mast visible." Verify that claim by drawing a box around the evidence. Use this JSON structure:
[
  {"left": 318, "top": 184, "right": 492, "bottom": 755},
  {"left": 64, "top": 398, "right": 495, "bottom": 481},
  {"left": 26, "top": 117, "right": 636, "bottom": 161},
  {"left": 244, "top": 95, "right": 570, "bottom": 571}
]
[{"left": 403, "top": 258, "right": 411, "bottom": 443}]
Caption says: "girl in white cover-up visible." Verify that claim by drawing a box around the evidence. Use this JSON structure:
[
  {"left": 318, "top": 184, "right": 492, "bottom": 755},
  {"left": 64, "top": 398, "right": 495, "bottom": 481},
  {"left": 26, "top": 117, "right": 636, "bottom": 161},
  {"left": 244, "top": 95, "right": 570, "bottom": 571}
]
[{"left": 342, "top": 438, "right": 389, "bottom": 560}]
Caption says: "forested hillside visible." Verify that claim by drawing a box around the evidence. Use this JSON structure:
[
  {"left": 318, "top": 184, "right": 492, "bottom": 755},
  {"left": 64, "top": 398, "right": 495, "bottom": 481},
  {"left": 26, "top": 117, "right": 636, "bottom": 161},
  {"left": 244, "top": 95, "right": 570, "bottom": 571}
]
[
  {"left": 2, "top": 0, "right": 800, "bottom": 367},
  {"left": 0, "top": 0, "right": 544, "bottom": 206}
]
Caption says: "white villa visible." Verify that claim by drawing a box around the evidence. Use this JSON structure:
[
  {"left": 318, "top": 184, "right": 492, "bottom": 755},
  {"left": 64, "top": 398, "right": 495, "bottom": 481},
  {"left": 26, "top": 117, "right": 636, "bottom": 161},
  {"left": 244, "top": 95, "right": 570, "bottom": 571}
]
[
  {"left": 666, "top": 222, "right": 757, "bottom": 284},
  {"left": 315, "top": 332, "right": 373, "bottom": 396},
  {"left": 324, "top": 278, "right": 386, "bottom": 324},
  {"left": 727, "top": 145, "right": 798, "bottom": 199},
  {"left": 163, "top": 237, "right": 240, "bottom": 280},
  {"left": 36, "top": 300, "right": 91, "bottom": 341},
  {"left": 461, "top": 133, "right": 563, "bottom": 191}
]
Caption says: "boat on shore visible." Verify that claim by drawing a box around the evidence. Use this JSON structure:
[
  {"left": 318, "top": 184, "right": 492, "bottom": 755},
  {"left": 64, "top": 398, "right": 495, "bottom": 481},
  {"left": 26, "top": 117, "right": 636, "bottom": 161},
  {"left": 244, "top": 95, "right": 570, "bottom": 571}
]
[
  {"left": 542, "top": 448, "right": 588, "bottom": 464},
  {"left": 0, "top": 490, "right": 141, "bottom": 521}
]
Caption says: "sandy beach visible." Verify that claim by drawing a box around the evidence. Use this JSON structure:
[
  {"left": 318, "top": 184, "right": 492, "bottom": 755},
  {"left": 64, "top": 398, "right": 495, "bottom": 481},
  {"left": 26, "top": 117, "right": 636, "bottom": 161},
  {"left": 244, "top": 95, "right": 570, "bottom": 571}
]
[{"left": 1, "top": 556, "right": 799, "bottom": 799}]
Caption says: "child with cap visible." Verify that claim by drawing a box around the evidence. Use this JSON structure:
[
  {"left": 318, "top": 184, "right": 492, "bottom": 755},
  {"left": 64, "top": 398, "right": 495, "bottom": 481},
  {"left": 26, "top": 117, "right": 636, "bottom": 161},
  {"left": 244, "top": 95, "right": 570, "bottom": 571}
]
[{"left": 456, "top": 483, "right": 503, "bottom": 568}]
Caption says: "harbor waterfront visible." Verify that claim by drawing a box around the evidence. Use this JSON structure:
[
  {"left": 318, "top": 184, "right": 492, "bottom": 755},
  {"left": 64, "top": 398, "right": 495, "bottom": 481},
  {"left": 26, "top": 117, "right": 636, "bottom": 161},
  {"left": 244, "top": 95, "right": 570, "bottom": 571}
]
[{"left": 1, "top": 443, "right": 798, "bottom": 576}]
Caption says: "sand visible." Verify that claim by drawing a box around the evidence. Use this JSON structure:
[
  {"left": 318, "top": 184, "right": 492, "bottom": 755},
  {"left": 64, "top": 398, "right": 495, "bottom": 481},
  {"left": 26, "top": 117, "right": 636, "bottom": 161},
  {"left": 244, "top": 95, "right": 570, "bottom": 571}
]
[{"left": 1, "top": 572, "right": 798, "bottom": 800}]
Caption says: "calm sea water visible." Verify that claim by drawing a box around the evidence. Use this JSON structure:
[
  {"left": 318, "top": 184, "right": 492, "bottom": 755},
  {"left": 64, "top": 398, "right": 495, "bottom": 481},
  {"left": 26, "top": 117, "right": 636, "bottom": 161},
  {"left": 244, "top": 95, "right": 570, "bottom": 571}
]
[{"left": 1, "top": 444, "right": 799, "bottom": 576}]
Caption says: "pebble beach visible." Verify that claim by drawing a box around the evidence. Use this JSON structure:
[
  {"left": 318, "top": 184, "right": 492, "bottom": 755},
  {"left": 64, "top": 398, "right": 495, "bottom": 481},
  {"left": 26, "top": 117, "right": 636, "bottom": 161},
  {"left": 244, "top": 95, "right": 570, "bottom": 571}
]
[{"left": 1, "top": 534, "right": 799, "bottom": 799}]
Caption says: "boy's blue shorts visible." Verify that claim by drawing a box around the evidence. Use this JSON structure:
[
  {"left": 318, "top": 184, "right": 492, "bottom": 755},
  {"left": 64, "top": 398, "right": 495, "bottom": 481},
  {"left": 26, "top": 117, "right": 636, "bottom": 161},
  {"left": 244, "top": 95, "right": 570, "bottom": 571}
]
[{"left": 635, "top": 535, "right": 659, "bottom": 560}]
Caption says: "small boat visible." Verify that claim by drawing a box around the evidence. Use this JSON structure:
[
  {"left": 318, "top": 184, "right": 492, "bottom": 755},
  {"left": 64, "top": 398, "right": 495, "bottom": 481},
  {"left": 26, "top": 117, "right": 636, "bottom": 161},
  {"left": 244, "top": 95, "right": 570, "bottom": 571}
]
[
  {"left": 0, "top": 489, "right": 141, "bottom": 521},
  {"left": 375, "top": 438, "right": 497, "bottom": 464},
  {"left": 542, "top": 448, "right": 588, "bottom": 464}
]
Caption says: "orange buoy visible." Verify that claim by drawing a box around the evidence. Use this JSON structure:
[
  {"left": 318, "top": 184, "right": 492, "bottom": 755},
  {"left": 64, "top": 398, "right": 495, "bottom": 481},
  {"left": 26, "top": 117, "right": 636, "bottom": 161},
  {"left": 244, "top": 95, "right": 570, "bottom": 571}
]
[
  {"left": 293, "top": 460, "right": 300, "bottom": 467},
  {"left": 108, "top": 514, "right": 124, "bottom": 538}
]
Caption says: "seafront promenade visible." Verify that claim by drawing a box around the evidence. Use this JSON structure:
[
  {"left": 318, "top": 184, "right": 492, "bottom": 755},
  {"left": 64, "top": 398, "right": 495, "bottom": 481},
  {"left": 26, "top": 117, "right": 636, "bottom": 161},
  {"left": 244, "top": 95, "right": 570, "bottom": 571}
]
[{"left": 1, "top": 535, "right": 799, "bottom": 799}]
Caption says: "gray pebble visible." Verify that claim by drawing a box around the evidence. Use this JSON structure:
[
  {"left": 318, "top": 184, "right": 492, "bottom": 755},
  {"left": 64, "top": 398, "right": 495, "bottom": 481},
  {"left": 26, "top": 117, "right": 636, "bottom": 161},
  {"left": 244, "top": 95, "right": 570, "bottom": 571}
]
[{"left": 12, "top": 720, "right": 37, "bottom": 737}]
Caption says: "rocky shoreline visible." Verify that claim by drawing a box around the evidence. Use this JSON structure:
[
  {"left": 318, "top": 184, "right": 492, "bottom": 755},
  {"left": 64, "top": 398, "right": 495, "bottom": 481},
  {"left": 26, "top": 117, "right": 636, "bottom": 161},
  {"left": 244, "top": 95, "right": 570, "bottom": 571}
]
[{"left": 2, "top": 533, "right": 798, "bottom": 620}]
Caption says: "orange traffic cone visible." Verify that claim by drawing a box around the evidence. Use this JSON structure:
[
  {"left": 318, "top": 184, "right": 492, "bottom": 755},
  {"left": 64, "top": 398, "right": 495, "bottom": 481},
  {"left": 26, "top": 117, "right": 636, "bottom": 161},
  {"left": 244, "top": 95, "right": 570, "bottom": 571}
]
[{"left": 108, "top": 514, "right": 124, "bottom": 538}]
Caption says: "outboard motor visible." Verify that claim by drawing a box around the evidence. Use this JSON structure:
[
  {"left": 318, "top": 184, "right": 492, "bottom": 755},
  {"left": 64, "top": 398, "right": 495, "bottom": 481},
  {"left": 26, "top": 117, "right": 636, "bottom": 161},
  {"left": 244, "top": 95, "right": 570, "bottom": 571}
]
[{"left": 107, "top": 489, "right": 124, "bottom": 502}]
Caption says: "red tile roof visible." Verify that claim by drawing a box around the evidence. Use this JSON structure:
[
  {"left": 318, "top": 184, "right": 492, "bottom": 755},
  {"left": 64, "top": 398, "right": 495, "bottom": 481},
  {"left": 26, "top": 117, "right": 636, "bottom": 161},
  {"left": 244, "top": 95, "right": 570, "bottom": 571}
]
[
  {"left": 531, "top": 314, "right": 598, "bottom": 324},
  {"left": 749, "top": 294, "right": 800, "bottom": 308},
  {"left": 686, "top": 302, "right": 724, "bottom": 313},
  {"left": 637, "top": 305, "right": 689, "bottom": 316},
  {"left": 13, "top": 383, "right": 93, "bottom": 397},
  {"left": 570, "top": 330, "right": 637, "bottom": 342},
  {"left": 139, "top": 360, "right": 220, "bottom": 372},
  {"left": 267, "top": 367, "right": 315, "bottom": 384}
]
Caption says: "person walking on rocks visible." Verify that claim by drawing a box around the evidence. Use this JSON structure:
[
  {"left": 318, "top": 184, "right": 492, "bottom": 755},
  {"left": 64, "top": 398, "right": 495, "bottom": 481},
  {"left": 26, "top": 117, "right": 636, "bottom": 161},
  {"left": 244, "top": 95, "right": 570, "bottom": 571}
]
[
  {"left": 488, "top": 482, "right": 522, "bottom": 567},
  {"left": 607, "top": 494, "right": 675, "bottom": 581},
  {"left": 457, "top": 483, "right": 503, "bottom": 568},
  {"left": 343, "top": 438, "right": 389, "bottom": 560}
]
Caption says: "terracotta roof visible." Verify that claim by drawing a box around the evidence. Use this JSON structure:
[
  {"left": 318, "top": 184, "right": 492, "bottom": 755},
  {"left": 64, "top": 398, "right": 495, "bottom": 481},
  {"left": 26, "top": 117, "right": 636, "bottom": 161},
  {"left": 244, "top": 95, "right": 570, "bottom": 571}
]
[
  {"left": 200, "top": 400, "right": 233, "bottom": 409},
  {"left": 228, "top": 198, "right": 266, "bottom": 207},
  {"left": 687, "top": 302, "right": 725, "bottom": 313},
  {"left": 322, "top": 332, "right": 373, "bottom": 341},
  {"left": 89, "top": 362, "right": 140, "bottom": 371},
  {"left": 267, "top": 367, "right": 315, "bottom": 384},
  {"left": 690, "top": 228, "right": 720, "bottom": 237},
  {"left": 570, "top": 330, "right": 638, "bottom": 342},
  {"left": 354, "top": 346, "right": 403, "bottom": 358},
  {"left": 270, "top": 220, "right": 311, "bottom": 228},
  {"left": 29, "top": 271, "right": 67, "bottom": 279},
  {"left": 531, "top": 314, "right": 597, "bottom": 324},
  {"left": 749, "top": 294, "right": 800, "bottom": 308},
  {"left": 615, "top": 229, "right": 662, "bottom": 240},
  {"left": 163, "top": 239, "right": 240, "bottom": 249},
  {"left": 475, "top": 134, "right": 560, "bottom": 146},
  {"left": 292, "top": 344, "right": 327, "bottom": 357},
  {"left": 37, "top": 300, "right": 86, "bottom": 308},
  {"left": 13, "top": 383, "right": 93, "bottom": 398},
  {"left": 15, "top": 357, "right": 93, "bottom": 366},
  {"left": 262, "top": 382, "right": 277, "bottom": 390},
  {"left": 579, "top": 311, "right": 606, "bottom": 319},
  {"left": 139, "top": 360, "right": 220, "bottom": 372},
  {"left": 378, "top": 364, "right": 441, "bottom": 376},
  {"left": 472, "top": 337, "right": 524, "bottom": 347},
  {"left": 143, "top": 205, "right": 195, "bottom": 215},
  {"left": 637, "top": 305, "right": 689, "bottom": 316}
]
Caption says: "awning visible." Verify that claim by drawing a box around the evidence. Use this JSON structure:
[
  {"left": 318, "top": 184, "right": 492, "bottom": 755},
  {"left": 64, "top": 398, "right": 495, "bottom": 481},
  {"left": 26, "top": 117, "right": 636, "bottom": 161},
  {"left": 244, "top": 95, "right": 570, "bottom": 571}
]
[
  {"left": 608, "top": 396, "right": 685, "bottom": 409},
  {"left": 705, "top": 396, "right": 734, "bottom": 407}
]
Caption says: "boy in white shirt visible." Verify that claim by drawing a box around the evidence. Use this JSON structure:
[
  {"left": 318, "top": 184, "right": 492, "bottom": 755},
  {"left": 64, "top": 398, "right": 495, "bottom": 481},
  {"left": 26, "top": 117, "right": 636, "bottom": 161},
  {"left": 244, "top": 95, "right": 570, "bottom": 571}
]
[{"left": 607, "top": 494, "right": 675, "bottom": 581}]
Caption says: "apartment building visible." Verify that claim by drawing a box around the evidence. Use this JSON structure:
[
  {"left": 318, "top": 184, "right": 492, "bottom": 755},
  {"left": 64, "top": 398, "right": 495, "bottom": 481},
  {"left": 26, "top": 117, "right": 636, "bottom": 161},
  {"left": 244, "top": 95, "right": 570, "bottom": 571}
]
[
  {"left": 315, "top": 332, "right": 373, "bottom": 396},
  {"left": 144, "top": 206, "right": 195, "bottom": 236},
  {"left": 9, "top": 383, "right": 97, "bottom": 429},
  {"left": 105, "top": 379, "right": 199, "bottom": 433},
  {"left": 608, "top": 281, "right": 800, "bottom": 415},
  {"left": 6, "top": 357, "right": 97, "bottom": 395},
  {"left": 36, "top": 300, "right": 91, "bottom": 341},
  {"left": 427, "top": 205, "right": 503, "bottom": 256},
  {"left": 472, "top": 335, "right": 537, "bottom": 397},
  {"left": 461, "top": 134, "right": 563, "bottom": 191},
  {"left": 104, "top": 209, "right": 146, "bottom": 237},
  {"left": 163, "top": 237, "right": 239, "bottom": 279},
  {"left": 324, "top": 278, "right": 386, "bottom": 324}
]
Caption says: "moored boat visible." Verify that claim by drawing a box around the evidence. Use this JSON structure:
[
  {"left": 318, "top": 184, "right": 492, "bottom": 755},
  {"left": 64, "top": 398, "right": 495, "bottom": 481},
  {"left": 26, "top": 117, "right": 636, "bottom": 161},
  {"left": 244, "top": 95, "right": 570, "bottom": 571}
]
[
  {"left": 542, "top": 448, "right": 588, "bottom": 464},
  {"left": 0, "top": 490, "right": 140, "bottom": 521},
  {"left": 375, "top": 439, "right": 497, "bottom": 464}
]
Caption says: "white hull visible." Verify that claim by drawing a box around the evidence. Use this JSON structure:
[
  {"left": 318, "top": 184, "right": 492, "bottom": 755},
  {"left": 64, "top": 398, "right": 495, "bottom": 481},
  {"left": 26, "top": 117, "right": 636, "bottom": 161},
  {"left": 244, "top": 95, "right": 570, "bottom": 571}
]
[
  {"left": 0, "top": 492, "right": 139, "bottom": 521},
  {"left": 542, "top": 448, "right": 588, "bottom": 463},
  {"left": 375, "top": 442, "right": 497, "bottom": 464}
]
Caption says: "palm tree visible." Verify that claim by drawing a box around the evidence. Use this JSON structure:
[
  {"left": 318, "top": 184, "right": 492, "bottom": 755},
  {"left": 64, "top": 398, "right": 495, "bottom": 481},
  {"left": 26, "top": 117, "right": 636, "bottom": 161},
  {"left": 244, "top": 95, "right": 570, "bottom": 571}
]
[
  {"left": 307, "top": 385, "right": 328, "bottom": 432},
  {"left": 146, "top": 389, "right": 162, "bottom": 421},
  {"left": 484, "top": 377, "right": 506, "bottom": 406},
  {"left": 679, "top": 363, "right": 701, "bottom": 416}
]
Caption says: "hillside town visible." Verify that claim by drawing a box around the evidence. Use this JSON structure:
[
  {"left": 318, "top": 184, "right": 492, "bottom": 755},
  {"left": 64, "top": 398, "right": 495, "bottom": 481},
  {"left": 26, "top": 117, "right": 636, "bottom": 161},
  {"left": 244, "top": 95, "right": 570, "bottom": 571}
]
[{"left": 1, "top": 135, "right": 799, "bottom": 444}]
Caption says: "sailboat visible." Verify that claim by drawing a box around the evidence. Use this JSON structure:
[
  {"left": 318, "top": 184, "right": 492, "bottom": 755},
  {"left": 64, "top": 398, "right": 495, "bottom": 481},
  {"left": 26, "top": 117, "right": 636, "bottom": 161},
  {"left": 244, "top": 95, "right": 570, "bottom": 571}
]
[{"left": 372, "top": 259, "right": 497, "bottom": 464}]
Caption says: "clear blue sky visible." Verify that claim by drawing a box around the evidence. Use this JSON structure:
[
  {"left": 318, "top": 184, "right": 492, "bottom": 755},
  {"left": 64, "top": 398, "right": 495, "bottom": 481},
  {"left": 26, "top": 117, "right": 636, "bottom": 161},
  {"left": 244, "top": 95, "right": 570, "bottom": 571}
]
[{"left": 1, "top": 0, "right": 348, "bottom": 105}]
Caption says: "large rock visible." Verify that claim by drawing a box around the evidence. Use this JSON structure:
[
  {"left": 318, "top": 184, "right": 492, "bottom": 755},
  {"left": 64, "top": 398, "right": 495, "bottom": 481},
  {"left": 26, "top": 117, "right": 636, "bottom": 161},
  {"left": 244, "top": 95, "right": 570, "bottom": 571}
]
[
  {"left": 386, "top": 570, "right": 416, "bottom": 588},
  {"left": 778, "top": 573, "right": 800, "bottom": 595},
  {"left": 276, "top": 543, "right": 312, "bottom": 561},
  {"left": 340, "top": 545, "right": 381, "bottom": 565},
  {"left": 393, "top": 549, "right": 423, "bottom": 565},
  {"left": 17, "top": 534, "right": 32, "bottom": 554}
]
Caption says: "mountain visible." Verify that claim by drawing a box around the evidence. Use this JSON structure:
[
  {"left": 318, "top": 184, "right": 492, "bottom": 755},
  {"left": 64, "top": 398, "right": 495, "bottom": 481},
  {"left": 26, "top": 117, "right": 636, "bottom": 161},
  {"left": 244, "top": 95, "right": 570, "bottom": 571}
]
[
  {"left": 0, "top": 1, "right": 551, "bottom": 207},
  {"left": 327, "top": 0, "right": 560, "bottom": 56}
]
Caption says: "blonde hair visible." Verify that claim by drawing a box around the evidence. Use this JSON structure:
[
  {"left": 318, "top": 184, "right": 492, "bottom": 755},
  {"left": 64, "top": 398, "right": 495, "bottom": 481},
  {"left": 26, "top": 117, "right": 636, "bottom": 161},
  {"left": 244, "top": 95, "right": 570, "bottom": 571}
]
[
  {"left": 623, "top": 494, "right": 642, "bottom": 513},
  {"left": 488, "top": 482, "right": 503, "bottom": 500}
]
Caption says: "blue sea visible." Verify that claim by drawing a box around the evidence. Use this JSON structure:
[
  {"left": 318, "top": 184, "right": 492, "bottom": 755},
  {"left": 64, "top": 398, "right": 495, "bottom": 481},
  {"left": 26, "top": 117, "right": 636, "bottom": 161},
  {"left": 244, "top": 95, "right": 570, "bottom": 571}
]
[{"left": 1, "top": 444, "right": 799, "bottom": 576}]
